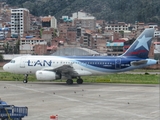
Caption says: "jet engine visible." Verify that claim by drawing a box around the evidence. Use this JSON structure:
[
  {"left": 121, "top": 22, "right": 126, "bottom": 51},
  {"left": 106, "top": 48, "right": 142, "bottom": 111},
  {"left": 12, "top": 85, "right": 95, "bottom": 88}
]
[{"left": 36, "top": 70, "right": 61, "bottom": 80}]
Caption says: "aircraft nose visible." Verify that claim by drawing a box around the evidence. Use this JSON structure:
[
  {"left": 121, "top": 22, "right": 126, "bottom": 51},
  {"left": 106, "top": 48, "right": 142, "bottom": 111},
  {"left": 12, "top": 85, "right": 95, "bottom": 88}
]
[{"left": 3, "top": 64, "right": 9, "bottom": 72}]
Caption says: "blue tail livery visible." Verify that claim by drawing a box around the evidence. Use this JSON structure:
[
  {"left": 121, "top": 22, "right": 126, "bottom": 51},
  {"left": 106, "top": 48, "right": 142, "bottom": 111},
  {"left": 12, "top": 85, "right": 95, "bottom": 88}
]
[
  {"left": 3, "top": 28, "right": 157, "bottom": 85},
  {"left": 122, "top": 28, "right": 154, "bottom": 58}
]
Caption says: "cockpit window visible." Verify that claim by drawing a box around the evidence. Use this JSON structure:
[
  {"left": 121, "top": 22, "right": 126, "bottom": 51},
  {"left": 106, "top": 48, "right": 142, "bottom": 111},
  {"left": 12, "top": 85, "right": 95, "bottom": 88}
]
[{"left": 10, "top": 60, "right": 15, "bottom": 63}]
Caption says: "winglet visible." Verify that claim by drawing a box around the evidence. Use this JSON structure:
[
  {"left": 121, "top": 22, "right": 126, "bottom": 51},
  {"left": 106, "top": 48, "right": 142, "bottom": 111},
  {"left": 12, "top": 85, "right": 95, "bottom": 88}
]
[{"left": 122, "top": 28, "right": 155, "bottom": 58}]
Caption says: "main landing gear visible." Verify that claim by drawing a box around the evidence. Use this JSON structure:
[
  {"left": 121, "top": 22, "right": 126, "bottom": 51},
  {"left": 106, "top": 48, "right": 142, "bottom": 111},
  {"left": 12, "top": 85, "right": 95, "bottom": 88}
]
[
  {"left": 23, "top": 74, "right": 28, "bottom": 83},
  {"left": 77, "top": 77, "right": 83, "bottom": 84},
  {"left": 66, "top": 77, "right": 83, "bottom": 85},
  {"left": 66, "top": 79, "right": 73, "bottom": 85}
]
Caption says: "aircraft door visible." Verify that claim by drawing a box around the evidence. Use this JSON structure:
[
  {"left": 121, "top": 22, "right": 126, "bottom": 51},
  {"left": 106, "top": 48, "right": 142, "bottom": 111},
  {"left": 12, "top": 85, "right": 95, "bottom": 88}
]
[
  {"left": 20, "top": 57, "right": 26, "bottom": 68},
  {"left": 115, "top": 59, "right": 121, "bottom": 69}
]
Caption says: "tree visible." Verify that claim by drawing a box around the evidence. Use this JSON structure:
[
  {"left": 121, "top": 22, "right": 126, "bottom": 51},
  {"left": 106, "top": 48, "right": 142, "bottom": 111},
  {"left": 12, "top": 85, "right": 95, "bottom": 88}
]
[
  {"left": 5, "top": 0, "right": 160, "bottom": 25},
  {"left": 0, "top": 54, "right": 4, "bottom": 62},
  {"left": 3, "top": 42, "right": 19, "bottom": 54},
  {"left": 3, "top": 42, "right": 9, "bottom": 54},
  {"left": 15, "top": 40, "right": 20, "bottom": 54},
  {"left": 119, "top": 31, "right": 124, "bottom": 38}
]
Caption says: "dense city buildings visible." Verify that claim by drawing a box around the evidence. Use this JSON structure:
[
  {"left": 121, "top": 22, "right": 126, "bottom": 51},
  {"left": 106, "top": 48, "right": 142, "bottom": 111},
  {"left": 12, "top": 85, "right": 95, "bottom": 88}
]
[{"left": 0, "top": 2, "right": 159, "bottom": 62}]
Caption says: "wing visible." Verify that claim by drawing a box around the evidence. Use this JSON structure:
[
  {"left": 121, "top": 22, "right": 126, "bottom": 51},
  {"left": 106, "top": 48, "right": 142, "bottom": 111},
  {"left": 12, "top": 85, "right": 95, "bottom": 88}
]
[{"left": 42, "top": 65, "right": 79, "bottom": 77}]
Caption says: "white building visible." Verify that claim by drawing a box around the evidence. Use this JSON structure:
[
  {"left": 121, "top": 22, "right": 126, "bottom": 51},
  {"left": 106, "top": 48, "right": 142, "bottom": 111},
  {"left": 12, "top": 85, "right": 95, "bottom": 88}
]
[
  {"left": 11, "top": 8, "right": 30, "bottom": 37},
  {"left": 0, "top": 27, "right": 9, "bottom": 40},
  {"left": 105, "top": 22, "right": 129, "bottom": 32},
  {"left": 71, "top": 11, "right": 95, "bottom": 20},
  {"left": 149, "top": 24, "right": 158, "bottom": 29},
  {"left": 154, "top": 30, "right": 160, "bottom": 37},
  {"left": 19, "top": 36, "right": 47, "bottom": 54},
  {"left": 71, "top": 11, "right": 96, "bottom": 31}
]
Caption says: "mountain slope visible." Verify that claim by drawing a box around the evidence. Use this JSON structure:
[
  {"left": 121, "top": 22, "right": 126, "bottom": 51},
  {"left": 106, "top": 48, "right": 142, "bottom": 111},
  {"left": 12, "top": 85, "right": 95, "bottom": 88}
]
[{"left": 4, "top": 0, "right": 160, "bottom": 24}]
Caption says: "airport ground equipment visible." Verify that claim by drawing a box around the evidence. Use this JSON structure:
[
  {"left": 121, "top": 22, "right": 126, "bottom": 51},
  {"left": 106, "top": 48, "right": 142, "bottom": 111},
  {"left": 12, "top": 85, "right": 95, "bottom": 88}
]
[
  {"left": 0, "top": 100, "right": 28, "bottom": 120},
  {"left": 50, "top": 115, "right": 58, "bottom": 120}
]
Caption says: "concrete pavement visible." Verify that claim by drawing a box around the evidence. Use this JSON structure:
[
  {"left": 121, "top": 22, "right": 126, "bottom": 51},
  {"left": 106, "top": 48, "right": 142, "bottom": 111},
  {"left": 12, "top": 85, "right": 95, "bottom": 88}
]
[{"left": 0, "top": 81, "right": 159, "bottom": 120}]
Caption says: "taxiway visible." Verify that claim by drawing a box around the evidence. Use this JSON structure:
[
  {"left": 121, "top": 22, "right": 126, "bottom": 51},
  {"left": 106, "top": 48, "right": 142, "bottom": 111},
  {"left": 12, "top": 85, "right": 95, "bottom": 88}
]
[{"left": 0, "top": 81, "right": 159, "bottom": 120}]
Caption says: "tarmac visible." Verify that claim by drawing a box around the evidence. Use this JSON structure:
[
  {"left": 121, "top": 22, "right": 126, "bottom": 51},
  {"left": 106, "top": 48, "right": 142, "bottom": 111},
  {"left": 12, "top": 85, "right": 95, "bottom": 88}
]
[{"left": 0, "top": 81, "right": 159, "bottom": 120}]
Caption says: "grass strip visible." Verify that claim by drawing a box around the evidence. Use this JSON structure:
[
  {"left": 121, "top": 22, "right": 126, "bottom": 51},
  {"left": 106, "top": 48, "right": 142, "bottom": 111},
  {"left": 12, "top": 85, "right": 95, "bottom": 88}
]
[{"left": 0, "top": 72, "right": 159, "bottom": 84}]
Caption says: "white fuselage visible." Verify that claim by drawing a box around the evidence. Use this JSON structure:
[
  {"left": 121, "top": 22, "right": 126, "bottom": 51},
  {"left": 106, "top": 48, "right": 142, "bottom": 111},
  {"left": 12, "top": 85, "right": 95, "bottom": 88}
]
[{"left": 3, "top": 55, "right": 157, "bottom": 77}]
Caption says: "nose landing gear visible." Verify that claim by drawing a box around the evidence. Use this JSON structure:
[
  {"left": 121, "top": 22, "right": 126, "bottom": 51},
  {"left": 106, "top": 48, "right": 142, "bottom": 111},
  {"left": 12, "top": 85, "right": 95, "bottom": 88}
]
[{"left": 23, "top": 74, "right": 28, "bottom": 83}]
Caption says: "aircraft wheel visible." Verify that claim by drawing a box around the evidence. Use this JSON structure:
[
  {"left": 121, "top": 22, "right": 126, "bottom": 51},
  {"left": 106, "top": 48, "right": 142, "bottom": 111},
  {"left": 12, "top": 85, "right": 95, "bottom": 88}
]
[
  {"left": 23, "top": 74, "right": 28, "bottom": 83},
  {"left": 66, "top": 79, "right": 73, "bottom": 85},
  {"left": 23, "top": 79, "right": 28, "bottom": 83},
  {"left": 77, "top": 78, "right": 83, "bottom": 84}
]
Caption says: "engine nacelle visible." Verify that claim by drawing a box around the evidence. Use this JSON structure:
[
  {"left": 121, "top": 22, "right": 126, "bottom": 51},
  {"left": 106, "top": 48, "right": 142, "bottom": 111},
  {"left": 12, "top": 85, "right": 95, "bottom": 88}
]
[{"left": 36, "top": 70, "right": 60, "bottom": 81}]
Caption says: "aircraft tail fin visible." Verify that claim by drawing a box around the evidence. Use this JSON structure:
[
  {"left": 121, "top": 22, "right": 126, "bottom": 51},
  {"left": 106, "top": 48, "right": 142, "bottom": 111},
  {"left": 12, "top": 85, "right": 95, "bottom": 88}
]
[{"left": 122, "top": 28, "right": 155, "bottom": 59}]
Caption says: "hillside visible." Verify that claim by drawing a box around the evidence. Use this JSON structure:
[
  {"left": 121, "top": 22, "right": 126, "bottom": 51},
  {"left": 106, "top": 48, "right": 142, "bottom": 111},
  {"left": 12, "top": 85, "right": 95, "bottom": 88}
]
[{"left": 3, "top": 0, "right": 160, "bottom": 24}]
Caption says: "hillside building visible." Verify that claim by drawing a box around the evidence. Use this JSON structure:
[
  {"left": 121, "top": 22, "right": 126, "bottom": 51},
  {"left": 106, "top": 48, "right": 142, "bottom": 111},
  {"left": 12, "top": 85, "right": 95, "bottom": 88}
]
[
  {"left": 58, "top": 22, "right": 72, "bottom": 39},
  {"left": 72, "top": 11, "right": 96, "bottom": 31},
  {"left": 11, "top": 8, "right": 30, "bottom": 38},
  {"left": 41, "top": 15, "right": 57, "bottom": 29},
  {"left": 67, "top": 27, "right": 77, "bottom": 45},
  {"left": 0, "top": 27, "right": 9, "bottom": 40},
  {"left": 81, "top": 31, "right": 92, "bottom": 48},
  {"left": 105, "top": 22, "right": 129, "bottom": 32},
  {"left": 19, "top": 36, "right": 47, "bottom": 54}
]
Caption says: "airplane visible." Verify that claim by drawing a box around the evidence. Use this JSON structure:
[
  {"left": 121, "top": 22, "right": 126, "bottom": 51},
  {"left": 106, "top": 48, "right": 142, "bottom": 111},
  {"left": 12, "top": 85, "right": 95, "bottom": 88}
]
[{"left": 3, "top": 28, "right": 158, "bottom": 85}]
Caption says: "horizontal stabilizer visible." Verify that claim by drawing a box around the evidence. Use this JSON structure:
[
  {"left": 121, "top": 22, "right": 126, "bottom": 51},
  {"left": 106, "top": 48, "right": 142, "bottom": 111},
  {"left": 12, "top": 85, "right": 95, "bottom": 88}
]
[{"left": 130, "top": 60, "right": 147, "bottom": 66}]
